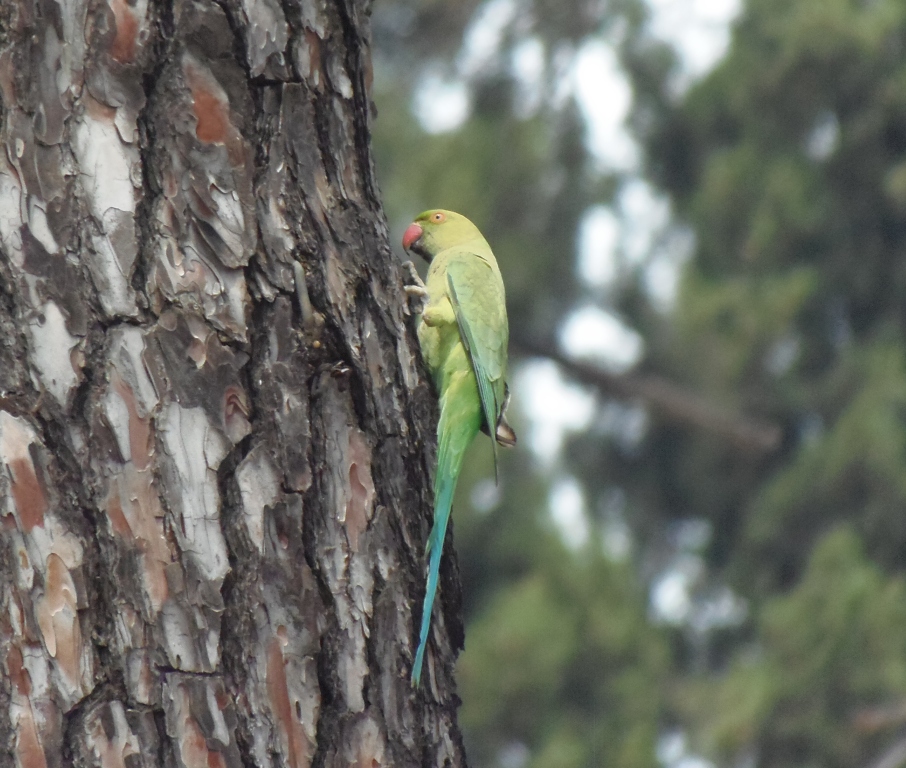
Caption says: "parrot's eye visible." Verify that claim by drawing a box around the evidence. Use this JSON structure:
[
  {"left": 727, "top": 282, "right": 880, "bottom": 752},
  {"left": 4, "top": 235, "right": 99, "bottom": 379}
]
[{"left": 432, "top": 212, "right": 445, "bottom": 223}]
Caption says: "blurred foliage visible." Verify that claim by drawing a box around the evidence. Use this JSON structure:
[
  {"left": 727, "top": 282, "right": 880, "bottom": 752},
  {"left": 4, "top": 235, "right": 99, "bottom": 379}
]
[
  {"left": 680, "top": 529, "right": 906, "bottom": 767},
  {"left": 372, "top": 0, "right": 906, "bottom": 765}
]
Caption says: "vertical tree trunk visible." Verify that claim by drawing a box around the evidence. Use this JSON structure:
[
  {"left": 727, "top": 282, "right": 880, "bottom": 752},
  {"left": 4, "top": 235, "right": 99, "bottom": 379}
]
[{"left": 0, "top": 1, "right": 466, "bottom": 765}]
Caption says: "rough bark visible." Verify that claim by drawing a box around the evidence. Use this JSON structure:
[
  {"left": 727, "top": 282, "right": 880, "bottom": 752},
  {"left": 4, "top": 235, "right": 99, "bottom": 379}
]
[{"left": 0, "top": 1, "right": 466, "bottom": 766}]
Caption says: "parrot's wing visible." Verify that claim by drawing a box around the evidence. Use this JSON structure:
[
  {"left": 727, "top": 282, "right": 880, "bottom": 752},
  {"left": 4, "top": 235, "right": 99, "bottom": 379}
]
[{"left": 446, "top": 256, "right": 507, "bottom": 479}]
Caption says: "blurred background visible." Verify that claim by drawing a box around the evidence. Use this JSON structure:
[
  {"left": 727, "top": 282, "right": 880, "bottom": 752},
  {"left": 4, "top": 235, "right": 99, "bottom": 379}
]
[{"left": 371, "top": 0, "right": 906, "bottom": 765}]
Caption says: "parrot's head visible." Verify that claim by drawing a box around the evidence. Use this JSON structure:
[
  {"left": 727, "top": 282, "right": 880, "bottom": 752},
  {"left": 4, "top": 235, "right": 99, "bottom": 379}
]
[{"left": 402, "top": 209, "right": 482, "bottom": 261}]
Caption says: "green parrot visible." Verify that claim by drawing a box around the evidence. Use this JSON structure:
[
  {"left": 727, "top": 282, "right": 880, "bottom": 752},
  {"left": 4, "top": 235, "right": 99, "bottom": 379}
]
[{"left": 402, "top": 209, "right": 515, "bottom": 687}]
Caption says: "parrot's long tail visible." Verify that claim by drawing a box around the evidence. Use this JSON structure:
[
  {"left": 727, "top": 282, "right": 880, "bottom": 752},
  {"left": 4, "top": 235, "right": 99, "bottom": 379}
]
[{"left": 412, "top": 378, "right": 480, "bottom": 686}]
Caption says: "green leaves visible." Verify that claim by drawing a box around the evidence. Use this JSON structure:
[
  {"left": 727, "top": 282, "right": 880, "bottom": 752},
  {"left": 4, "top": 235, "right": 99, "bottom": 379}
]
[
  {"left": 686, "top": 529, "right": 906, "bottom": 767},
  {"left": 458, "top": 559, "right": 666, "bottom": 768}
]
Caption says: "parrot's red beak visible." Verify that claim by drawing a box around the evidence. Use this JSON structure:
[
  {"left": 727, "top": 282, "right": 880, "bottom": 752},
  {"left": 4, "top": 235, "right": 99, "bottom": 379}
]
[{"left": 402, "top": 223, "right": 423, "bottom": 251}]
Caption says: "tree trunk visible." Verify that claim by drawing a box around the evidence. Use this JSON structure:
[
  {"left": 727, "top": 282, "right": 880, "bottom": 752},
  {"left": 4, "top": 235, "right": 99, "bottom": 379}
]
[{"left": 0, "top": 1, "right": 466, "bottom": 765}]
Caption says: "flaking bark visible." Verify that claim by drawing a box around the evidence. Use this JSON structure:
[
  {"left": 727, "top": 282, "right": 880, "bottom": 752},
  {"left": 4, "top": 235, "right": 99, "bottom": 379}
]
[{"left": 0, "top": 1, "right": 466, "bottom": 765}]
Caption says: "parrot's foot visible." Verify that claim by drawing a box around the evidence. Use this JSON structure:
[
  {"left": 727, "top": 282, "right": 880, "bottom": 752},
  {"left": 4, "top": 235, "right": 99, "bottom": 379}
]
[
  {"left": 401, "top": 261, "right": 429, "bottom": 316},
  {"left": 480, "top": 382, "right": 518, "bottom": 446},
  {"left": 496, "top": 384, "right": 517, "bottom": 447}
]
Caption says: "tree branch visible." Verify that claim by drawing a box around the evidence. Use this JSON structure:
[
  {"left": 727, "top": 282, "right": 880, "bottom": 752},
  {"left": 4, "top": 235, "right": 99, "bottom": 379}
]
[{"left": 515, "top": 338, "right": 783, "bottom": 454}]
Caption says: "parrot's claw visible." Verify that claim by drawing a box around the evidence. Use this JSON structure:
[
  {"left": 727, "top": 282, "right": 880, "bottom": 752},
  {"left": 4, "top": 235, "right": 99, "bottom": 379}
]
[
  {"left": 405, "top": 284, "right": 429, "bottom": 299},
  {"left": 402, "top": 260, "right": 422, "bottom": 283},
  {"left": 401, "top": 261, "right": 429, "bottom": 316}
]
